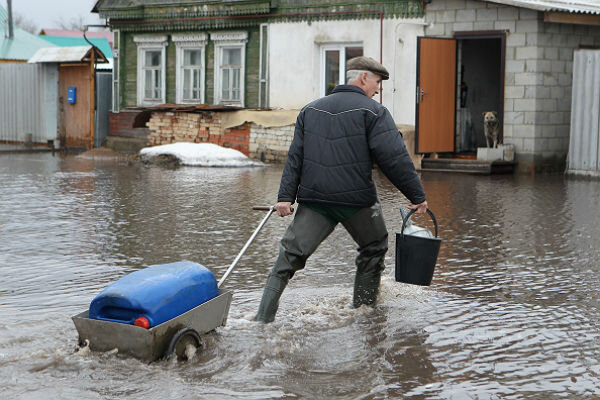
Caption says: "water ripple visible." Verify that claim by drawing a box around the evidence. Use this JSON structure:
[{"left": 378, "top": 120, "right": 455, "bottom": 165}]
[{"left": 1, "top": 154, "right": 600, "bottom": 398}]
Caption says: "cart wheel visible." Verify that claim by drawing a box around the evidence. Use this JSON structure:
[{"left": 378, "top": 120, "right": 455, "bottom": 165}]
[{"left": 166, "top": 328, "right": 202, "bottom": 361}]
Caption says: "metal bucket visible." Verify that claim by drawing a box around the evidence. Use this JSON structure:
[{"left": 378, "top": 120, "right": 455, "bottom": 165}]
[{"left": 395, "top": 209, "right": 441, "bottom": 286}]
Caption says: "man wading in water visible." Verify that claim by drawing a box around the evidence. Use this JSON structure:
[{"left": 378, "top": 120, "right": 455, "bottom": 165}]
[{"left": 256, "top": 56, "right": 428, "bottom": 323}]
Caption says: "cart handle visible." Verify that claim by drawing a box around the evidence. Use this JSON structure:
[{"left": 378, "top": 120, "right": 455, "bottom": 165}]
[
  {"left": 252, "top": 205, "right": 294, "bottom": 212},
  {"left": 218, "top": 206, "right": 275, "bottom": 288}
]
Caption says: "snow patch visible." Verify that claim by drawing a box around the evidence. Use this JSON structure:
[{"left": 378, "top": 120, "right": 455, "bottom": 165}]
[{"left": 139, "top": 143, "right": 263, "bottom": 167}]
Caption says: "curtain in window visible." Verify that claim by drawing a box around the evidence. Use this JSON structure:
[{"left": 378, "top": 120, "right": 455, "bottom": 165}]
[
  {"left": 143, "top": 50, "right": 162, "bottom": 100},
  {"left": 183, "top": 49, "right": 202, "bottom": 100},
  {"left": 221, "top": 47, "right": 241, "bottom": 101}
]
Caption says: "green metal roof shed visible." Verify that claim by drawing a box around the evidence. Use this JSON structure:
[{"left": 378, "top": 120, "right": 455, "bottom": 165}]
[{"left": 0, "top": 4, "right": 56, "bottom": 61}]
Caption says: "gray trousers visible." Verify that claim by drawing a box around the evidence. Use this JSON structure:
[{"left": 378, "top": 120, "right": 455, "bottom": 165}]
[{"left": 256, "top": 202, "right": 388, "bottom": 322}]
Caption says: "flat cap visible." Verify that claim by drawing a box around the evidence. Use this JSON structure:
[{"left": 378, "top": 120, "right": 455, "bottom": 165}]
[{"left": 346, "top": 56, "right": 389, "bottom": 80}]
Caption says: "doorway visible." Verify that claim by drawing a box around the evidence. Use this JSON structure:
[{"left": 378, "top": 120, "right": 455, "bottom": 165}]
[
  {"left": 415, "top": 32, "right": 505, "bottom": 156},
  {"left": 456, "top": 34, "right": 504, "bottom": 154},
  {"left": 59, "top": 63, "right": 93, "bottom": 149}
]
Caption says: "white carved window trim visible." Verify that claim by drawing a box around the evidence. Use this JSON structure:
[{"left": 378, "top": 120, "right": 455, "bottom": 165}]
[
  {"left": 173, "top": 33, "right": 208, "bottom": 104},
  {"left": 211, "top": 31, "right": 248, "bottom": 107},
  {"left": 134, "top": 34, "right": 167, "bottom": 106}
]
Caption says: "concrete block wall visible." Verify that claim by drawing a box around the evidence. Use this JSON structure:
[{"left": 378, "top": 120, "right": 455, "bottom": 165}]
[
  {"left": 424, "top": 0, "right": 600, "bottom": 171},
  {"left": 249, "top": 124, "right": 294, "bottom": 163},
  {"left": 531, "top": 22, "right": 600, "bottom": 169}
]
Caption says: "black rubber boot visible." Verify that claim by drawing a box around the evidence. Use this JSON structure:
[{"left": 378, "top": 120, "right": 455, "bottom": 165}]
[
  {"left": 353, "top": 260, "right": 384, "bottom": 308},
  {"left": 255, "top": 274, "right": 288, "bottom": 323}
]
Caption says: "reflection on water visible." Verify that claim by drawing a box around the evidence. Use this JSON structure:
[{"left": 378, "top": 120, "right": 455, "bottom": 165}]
[{"left": 1, "top": 153, "right": 599, "bottom": 399}]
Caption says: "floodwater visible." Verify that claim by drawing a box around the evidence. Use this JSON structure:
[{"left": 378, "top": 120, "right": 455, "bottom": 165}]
[{"left": 1, "top": 153, "right": 599, "bottom": 399}]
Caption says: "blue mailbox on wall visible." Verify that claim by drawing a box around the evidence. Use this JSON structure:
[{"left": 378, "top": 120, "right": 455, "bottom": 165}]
[{"left": 67, "top": 87, "right": 77, "bottom": 104}]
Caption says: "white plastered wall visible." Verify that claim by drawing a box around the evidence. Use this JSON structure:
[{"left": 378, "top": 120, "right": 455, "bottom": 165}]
[{"left": 268, "top": 18, "right": 425, "bottom": 125}]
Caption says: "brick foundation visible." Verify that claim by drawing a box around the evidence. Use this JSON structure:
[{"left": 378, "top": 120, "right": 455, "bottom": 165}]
[
  {"left": 109, "top": 109, "right": 296, "bottom": 162},
  {"left": 146, "top": 111, "right": 251, "bottom": 156},
  {"left": 109, "top": 111, "right": 151, "bottom": 139}
]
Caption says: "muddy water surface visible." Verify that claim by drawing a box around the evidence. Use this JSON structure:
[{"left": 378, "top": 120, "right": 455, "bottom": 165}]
[{"left": 1, "top": 153, "right": 599, "bottom": 399}]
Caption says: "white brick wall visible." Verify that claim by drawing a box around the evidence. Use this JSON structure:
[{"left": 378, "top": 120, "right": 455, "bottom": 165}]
[
  {"left": 423, "top": 0, "right": 600, "bottom": 168},
  {"left": 249, "top": 124, "right": 294, "bottom": 163}
]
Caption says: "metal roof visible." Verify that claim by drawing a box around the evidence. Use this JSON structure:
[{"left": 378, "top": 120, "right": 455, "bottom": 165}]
[
  {"left": 39, "top": 36, "right": 113, "bottom": 61},
  {"left": 28, "top": 45, "right": 108, "bottom": 64},
  {"left": 0, "top": 4, "right": 57, "bottom": 60},
  {"left": 39, "top": 29, "right": 114, "bottom": 48},
  {"left": 484, "top": 0, "right": 600, "bottom": 15}
]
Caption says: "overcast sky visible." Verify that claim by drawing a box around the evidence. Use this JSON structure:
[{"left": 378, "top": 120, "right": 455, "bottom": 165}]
[{"left": 1, "top": 0, "right": 103, "bottom": 31}]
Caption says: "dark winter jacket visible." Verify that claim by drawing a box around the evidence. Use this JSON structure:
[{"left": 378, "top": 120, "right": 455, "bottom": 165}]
[{"left": 277, "top": 85, "right": 426, "bottom": 207}]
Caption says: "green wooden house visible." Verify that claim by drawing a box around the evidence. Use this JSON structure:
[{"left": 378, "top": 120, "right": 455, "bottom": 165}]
[{"left": 92, "top": 0, "right": 423, "bottom": 112}]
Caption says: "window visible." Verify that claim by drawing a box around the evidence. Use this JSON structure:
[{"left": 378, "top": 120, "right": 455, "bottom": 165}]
[
  {"left": 173, "top": 33, "right": 207, "bottom": 104},
  {"left": 211, "top": 31, "right": 248, "bottom": 106},
  {"left": 320, "top": 44, "right": 363, "bottom": 96},
  {"left": 143, "top": 51, "right": 162, "bottom": 99},
  {"left": 134, "top": 35, "right": 167, "bottom": 106},
  {"left": 220, "top": 47, "right": 242, "bottom": 101}
]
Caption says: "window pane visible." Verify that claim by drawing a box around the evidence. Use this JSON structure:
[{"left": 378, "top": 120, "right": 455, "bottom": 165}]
[
  {"left": 145, "top": 70, "right": 152, "bottom": 98},
  {"left": 184, "top": 70, "right": 191, "bottom": 99},
  {"left": 345, "top": 46, "right": 363, "bottom": 62},
  {"left": 229, "top": 48, "right": 241, "bottom": 65},
  {"left": 193, "top": 70, "right": 200, "bottom": 90},
  {"left": 233, "top": 68, "right": 240, "bottom": 91},
  {"left": 185, "top": 49, "right": 202, "bottom": 66},
  {"left": 232, "top": 68, "right": 240, "bottom": 101},
  {"left": 222, "top": 68, "right": 230, "bottom": 99},
  {"left": 324, "top": 50, "right": 339, "bottom": 96},
  {"left": 222, "top": 48, "right": 229, "bottom": 65},
  {"left": 145, "top": 50, "right": 160, "bottom": 67},
  {"left": 154, "top": 70, "right": 161, "bottom": 98},
  {"left": 223, "top": 48, "right": 241, "bottom": 66}
]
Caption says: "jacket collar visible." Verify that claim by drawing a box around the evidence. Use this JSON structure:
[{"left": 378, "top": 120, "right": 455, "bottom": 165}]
[{"left": 331, "top": 85, "right": 366, "bottom": 96}]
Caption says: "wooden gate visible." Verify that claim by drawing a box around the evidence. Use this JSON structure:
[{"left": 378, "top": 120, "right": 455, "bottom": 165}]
[
  {"left": 59, "top": 64, "right": 93, "bottom": 149},
  {"left": 415, "top": 37, "right": 457, "bottom": 154}
]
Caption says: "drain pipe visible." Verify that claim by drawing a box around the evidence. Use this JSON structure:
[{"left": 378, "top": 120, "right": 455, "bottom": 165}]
[
  {"left": 111, "top": 9, "right": 385, "bottom": 102},
  {"left": 6, "top": 0, "right": 14, "bottom": 39},
  {"left": 83, "top": 23, "right": 109, "bottom": 59}
]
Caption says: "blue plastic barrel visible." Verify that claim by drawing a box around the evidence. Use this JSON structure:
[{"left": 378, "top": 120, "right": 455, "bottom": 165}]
[{"left": 89, "top": 260, "right": 218, "bottom": 328}]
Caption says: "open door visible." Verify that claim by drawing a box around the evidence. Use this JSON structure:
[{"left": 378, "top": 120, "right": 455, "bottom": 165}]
[{"left": 415, "top": 37, "right": 457, "bottom": 153}]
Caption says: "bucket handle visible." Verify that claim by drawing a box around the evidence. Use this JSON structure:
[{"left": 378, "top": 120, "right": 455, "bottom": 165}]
[{"left": 401, "top": 208, "right": 439, "bottom": 238}]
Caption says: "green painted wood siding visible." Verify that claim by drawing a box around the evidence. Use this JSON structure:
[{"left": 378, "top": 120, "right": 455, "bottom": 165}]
[
  {"left": 119, "top": 27, "right": 260, "bottom": 108},
  {"left": 245, "top": 26, "right": 260, "bottom": 109},
  {"left": 122, "top": 32, "right": 137, "bottom": 109},
  {"left": 97, "top": 1, "right": 423, "bottom": 23}
]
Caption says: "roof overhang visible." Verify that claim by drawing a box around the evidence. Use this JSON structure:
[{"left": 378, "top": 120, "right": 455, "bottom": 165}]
[
  {"left": 484, "top": 0, "right": 600, "bottom": 25},
  {"left": 484, "top": 0, "right": 600, "bottom": 15},
  {"left": 28, "top": 45, "right": 108, "bottom": 64}
]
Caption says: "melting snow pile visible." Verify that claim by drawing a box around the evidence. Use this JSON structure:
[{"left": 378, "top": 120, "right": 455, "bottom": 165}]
[{"left": 139, "top": 142, "right": 263, "bottom": 167}]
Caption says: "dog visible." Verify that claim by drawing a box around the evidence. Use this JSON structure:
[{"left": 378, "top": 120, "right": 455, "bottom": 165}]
[{"left": 483, "top": 111, "right": 499, "bottom": 148}]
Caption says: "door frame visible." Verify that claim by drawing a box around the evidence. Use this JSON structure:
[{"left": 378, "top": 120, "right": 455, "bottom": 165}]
[
  {"left": 453, "top": 30, "right": 507, "bottom": 147},
  {"left": 415, "top": 36, "right": 458, "bottom": 154}
]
